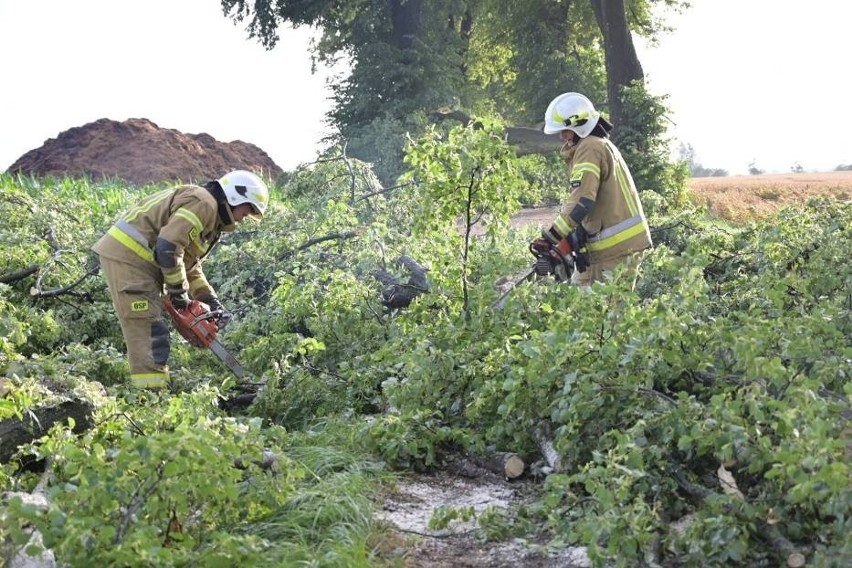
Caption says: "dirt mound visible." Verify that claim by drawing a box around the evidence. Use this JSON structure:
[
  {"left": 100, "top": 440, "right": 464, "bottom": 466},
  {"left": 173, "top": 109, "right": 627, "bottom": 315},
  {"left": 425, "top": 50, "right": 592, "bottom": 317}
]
[{"left": 6, "top": 118, "right": 284, "bottom": 186}]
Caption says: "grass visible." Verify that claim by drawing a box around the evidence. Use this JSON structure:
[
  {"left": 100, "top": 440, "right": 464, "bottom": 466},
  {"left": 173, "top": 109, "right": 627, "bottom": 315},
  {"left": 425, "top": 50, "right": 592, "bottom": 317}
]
[{"left": 232, "top": 421, "right": 396, "bottom": 566}]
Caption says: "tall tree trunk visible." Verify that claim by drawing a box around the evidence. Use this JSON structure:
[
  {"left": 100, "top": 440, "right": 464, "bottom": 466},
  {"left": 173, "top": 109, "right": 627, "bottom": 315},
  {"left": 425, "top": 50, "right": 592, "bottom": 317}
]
[
  {"left": 388, "top": 0, "right": 423, "bottom": 49},
  {"left": 589, "top": 0, "right": 644, "bottom": 135}
]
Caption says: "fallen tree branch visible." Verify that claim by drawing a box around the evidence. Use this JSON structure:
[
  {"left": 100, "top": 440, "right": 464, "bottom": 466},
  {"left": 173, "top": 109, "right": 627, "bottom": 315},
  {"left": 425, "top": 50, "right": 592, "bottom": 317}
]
[
  {"left": 353, "top": 181, "right": 417, "bottom": 203},
  {"left": 393, "top": 527, "right": 476, "bottom": 538},
  {"left": 671, "top": 464, "right": 806, "bottom": 567},
  {"left": 276, "top": 229, "right": 360, "bottom": 261},
  {"left": 29, "top": 266, "right": 99, "bottom": 299},
  {"left": 530, "top": 421, "right": 564, "bottom": 474},
  {"left": 372, "top": 255, "right": 430, "bottom": 309},
  {"left": 0, "top": 264, "right": 40, "bottom": 284},
  {"left": 430, "top": 107, "right": 563, "bottom": 156}
]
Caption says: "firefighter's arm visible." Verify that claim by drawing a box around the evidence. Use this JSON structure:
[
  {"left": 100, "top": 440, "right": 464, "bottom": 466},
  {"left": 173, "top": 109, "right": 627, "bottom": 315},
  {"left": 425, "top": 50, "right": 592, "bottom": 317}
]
[
  {"left": 156, "top": 204, "right": 210, "bottom": 305},
  {"left": 186, "top": 265, "right": 214, "bottom": 302},
  {"left": 543, "top": 144, "right": 603, "bottom": 245}
]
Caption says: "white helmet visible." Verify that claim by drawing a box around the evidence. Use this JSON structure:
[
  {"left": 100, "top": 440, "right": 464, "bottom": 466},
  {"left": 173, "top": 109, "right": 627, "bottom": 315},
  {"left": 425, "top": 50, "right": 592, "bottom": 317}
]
[
  {"left": 543, "top": 92, "right": 601, "bottom": 138},
  {"left": 218, "top": 170, "right": 269, "bottom": 219}
]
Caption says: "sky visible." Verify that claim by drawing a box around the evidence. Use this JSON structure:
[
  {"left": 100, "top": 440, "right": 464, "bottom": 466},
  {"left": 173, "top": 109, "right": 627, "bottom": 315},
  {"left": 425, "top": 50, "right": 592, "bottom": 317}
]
[
  {"left": 1, "top": 0, "right": 850, "bottom": 176},
  {"left": 635, "top": 0, "right": 852, "bottom": 174}
]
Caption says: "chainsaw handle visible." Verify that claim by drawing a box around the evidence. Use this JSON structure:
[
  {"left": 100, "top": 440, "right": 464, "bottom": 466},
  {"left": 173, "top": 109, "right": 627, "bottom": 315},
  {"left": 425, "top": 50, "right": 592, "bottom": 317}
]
[
  {"left": 164, "top": 297, "right": 218, "bottom": 348},
  {"left": 192, "top": 308, "right": 232, "bottom": 330}
]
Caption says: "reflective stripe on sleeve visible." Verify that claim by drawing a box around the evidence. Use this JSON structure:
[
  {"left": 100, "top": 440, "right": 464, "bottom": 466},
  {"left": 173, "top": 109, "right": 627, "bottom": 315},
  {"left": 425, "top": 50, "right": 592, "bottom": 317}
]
[
  {"left": 163, "top": 270, "right": 185, "bottom": 286},
  {"left": 552, "top": 215, "right": 572, "bottom": 239},
  {"left": 175, "top": 208, "right": 203, "bottom": 232},
  {"left": 570, "top": 161, "right": 600, "bottom": 181},
  {"left": 124, "top": 189, "right": 174, "bottom": 221},
  {"left": 188, "top": 276, "right": 210, "bottom": 296}
]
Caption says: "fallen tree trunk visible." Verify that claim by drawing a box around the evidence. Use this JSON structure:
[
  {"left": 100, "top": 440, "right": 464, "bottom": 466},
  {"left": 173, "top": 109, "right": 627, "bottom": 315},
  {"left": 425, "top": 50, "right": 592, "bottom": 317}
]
[
  {"left": 672, "top": 463, "right": 806, "bottom": 567},
  {"left": 470, "top": 451, "right": 525, "bottom": 480},
  {"left": 0, "top": 399, "right": 95, "bottom": 463}
]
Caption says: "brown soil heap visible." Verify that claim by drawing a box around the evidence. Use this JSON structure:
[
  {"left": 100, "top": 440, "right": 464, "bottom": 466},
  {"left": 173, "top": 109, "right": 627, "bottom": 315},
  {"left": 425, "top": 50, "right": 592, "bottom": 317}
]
[{"left": 7, "top": 118, "right": 284, "bottom": 186}]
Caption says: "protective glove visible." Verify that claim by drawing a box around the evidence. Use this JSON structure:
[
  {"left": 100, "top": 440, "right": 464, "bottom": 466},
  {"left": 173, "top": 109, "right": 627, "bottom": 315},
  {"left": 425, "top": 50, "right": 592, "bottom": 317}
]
[
  {"left": 168, "top": 290, "right": 190, "bottom": 310},
  {"left": 197, "top": 294, "right": 231, "bottom": 330},
  {"left": 197, "top": 294, "right": 224, "bottom": 313},
  {"left": 568, "top": 225, "right": 590, "bottom": 273}
]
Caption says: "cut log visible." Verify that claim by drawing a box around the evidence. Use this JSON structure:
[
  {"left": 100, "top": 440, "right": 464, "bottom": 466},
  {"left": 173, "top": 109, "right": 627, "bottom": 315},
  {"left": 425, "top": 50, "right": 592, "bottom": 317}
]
[
  {"left": 471, "top": 451, "right": 525, "bottom": 480},
  {"left": 0, "top": 399, "right": 94, "bottom": 463}
]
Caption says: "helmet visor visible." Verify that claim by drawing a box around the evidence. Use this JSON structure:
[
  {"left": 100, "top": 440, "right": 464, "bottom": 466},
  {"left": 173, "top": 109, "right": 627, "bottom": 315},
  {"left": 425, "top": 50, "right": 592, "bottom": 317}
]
[{"left": 247, "top": 203, "right": 263, "bottom": 220}]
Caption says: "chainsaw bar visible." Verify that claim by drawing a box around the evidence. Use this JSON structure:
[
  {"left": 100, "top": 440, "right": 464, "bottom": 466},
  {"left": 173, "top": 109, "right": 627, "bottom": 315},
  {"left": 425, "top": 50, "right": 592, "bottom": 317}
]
[
  {"left": 208, "top": 338, "right": 245, "bottom": 379},
  {"left": 490, "top": 268, "right": 536, "bottom": 310}
]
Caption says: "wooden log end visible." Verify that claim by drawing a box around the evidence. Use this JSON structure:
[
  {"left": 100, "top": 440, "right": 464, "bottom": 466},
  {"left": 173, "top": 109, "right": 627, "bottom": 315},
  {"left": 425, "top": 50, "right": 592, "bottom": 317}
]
[{"left": 504, "top": 454, "right": 525, "bottom": 479}]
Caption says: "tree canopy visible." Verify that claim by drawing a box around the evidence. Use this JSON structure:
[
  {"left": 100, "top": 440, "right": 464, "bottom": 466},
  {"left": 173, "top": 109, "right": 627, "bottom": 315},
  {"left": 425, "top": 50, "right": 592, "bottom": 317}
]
[{"left": 221, "top": 0, "right": 688, "bottom": 184}]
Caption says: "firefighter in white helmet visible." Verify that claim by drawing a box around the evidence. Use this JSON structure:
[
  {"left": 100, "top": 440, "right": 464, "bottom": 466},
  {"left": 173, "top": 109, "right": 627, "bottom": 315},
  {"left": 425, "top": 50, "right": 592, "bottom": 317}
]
[
  {"left": 538, "top": 92, "right": 652, "bottom": 287},
  {"left": 92, "top": 170, "right": 269, "bottom": 389}
]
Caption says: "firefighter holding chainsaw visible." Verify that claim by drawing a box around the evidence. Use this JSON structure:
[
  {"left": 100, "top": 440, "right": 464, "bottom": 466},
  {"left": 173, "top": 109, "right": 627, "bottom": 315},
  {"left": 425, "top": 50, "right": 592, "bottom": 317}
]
[
  {"left": 533, "top": 92, "right": 652, "bottom": 286},
  {"left": 92, "top": 170, "right": 269, "bottom": 389}
]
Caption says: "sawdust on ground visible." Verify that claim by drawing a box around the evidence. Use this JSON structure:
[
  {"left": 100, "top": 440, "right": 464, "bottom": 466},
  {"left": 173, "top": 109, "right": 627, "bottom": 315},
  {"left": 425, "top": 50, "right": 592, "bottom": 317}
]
[{"left": 373, "top": 470, "right": 591, "bottom": 568}]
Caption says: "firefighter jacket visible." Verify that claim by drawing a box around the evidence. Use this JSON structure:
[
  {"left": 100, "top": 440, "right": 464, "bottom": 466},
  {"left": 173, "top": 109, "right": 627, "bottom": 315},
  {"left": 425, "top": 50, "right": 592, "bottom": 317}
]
[
  {"left": 92, "top": 184, "right": 231, "bottom": 299},
  {"left": 551, "top": 136, "right": 652, "bottom": 264}
]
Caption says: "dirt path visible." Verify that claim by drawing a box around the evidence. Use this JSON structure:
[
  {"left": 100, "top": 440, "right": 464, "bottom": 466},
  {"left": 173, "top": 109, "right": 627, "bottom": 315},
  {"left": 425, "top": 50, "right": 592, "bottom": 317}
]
[{"left": 375, "top": 470, "right": 590, "bottom": 567}]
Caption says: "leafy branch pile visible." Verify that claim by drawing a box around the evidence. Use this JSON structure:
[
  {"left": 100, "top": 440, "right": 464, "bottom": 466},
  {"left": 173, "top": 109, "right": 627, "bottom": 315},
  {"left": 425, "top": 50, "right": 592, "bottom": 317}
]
[{"left": 1, "top": 119, "right": 849, "bottom": 566}]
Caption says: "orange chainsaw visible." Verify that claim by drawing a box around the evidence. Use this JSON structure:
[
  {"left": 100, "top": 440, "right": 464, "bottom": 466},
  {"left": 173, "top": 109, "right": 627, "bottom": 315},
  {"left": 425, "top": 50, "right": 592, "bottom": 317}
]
[{"left": 164, "top": 297, "right": 245, "bottom": 379}]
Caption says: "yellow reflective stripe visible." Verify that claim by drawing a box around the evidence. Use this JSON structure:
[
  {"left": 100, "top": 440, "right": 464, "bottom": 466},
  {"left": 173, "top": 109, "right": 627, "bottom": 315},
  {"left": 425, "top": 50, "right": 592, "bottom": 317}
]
[
  {"left": 163, "top": 271, "right": 184, "bottom": 285},
  {"left": 188, "top": 278, "right": 208, "bottom": 296},
  {"left": 131, "top": 372, "right": 168, "bottom": 388},
  {"left": 175, "top": 208, "right": 203, "bottom": 231},
  {"left": 107, "top": 226, "right": 154, "bottom": 263},
  {"left": 607, "top": 141, "right": 639, "bottom": 216},
  {"left": 553, "top": 215, "right": 572, "bottom": 237},
  {"left": 175, "top": 208, "right": 207, "bottom": 255},
  {"left": 570, "top": 162, "right": 600, "bottom": 180},
  {"left": 586, "top": 220, "right": 649, "bottom": 252},
  {"left": 124, "top": 189, "right": 173, "bottom": 221},
  {"left": 614, "top": 163, "right": 638, "bottom": 216}
]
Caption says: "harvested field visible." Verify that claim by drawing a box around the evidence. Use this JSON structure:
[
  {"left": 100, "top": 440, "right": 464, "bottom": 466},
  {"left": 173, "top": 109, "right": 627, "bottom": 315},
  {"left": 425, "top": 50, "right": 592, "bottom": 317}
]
[{"left": 688, "top": 170, "right": 852, "bottom": 223}]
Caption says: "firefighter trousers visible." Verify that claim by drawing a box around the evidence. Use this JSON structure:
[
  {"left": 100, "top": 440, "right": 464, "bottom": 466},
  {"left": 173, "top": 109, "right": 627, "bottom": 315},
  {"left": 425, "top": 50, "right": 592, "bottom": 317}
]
[
  {"left": 98, "top": 256, "right": 170, "bottom": 388},
  {"left": 571, "top": 251, "right": 644, "bottom": 290}
]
